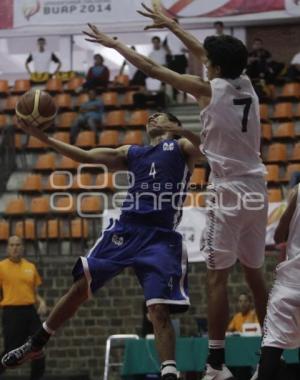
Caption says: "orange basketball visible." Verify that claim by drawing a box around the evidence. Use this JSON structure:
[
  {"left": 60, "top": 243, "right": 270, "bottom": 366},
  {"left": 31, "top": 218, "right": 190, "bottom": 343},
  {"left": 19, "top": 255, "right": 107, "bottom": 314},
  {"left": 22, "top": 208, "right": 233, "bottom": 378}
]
[{"left": 16, "top": 89, "right": 57, "bottom": 129}]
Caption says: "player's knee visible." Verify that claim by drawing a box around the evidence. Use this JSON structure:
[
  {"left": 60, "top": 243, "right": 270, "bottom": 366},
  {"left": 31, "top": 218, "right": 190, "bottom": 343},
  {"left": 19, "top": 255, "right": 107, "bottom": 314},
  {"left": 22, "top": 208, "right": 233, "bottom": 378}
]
[
  {"left": 148, "top": 304, "right": 170, "bottom": 327},
  {"left": 70, "top": 277, "right": 89, "bottom": 302},
  {"left": 207, "top": 269, "right": 229, "bottom": 290}
]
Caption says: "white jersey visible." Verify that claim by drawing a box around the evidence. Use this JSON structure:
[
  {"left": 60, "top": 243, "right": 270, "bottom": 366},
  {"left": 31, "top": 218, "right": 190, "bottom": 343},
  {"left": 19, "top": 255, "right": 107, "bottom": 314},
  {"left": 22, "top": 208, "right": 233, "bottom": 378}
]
[
  {"left": 31, "top": 51, "right": 53, "bottom": 73},
  {"left": 200, "top": 75, "right": 266, "bottom": 180},
  {"left": 276, "top": 185, "right": 300, "bottom": 288}
]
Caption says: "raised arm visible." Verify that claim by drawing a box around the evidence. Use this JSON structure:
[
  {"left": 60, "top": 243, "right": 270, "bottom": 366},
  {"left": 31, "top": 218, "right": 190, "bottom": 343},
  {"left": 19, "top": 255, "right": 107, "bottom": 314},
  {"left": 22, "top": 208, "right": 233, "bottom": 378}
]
[
  {"left": 18, "top": 120, "right": 129, "bottom": 171},
  {"left": 138, "top": 3, "right": 207, "bottom": 65},
  {"left": 83, "top": 24, "right": 211, "bottom": 100}
]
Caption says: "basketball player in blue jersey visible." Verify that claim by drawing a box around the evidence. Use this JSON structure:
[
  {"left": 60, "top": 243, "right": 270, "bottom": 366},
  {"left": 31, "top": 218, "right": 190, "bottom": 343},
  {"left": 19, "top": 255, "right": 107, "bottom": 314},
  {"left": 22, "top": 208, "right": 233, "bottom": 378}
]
[
  {"left": 2, "top": 112, "right": 201, "bottom": 380},
  {"left": 81, "top": 4, "right": 269, "bottom": 380}
]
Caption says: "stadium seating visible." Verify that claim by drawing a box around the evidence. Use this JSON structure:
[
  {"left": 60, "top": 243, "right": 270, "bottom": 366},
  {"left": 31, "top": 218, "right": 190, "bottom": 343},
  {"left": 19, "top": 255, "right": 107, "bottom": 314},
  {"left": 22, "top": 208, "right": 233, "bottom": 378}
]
[
  {"left": 15, "top": 219, "right": 36, "bottom": 240},
  {"left": 35, "top": 153, "right": 56, "bottom": 171},
  {"left": 46, "top": 78, "right": 63, "bottom": 93},
  {"left": 123, "top": 130, "right": 143, "bottom": 145},
  {"left": 21, "top": 174, "right": 43, "bottom": 193},
  {"left": 268, "top": 188, "right": 283, "bottom": 202},
  {"left": 12, "top": 79, "right": 31, "bottom": 94},
  {"left": 99, "top": 130, "right": 119, "bottom": 147},
  {"left": 0, "top": 79, "right": 9, "bottom": 96},
  {"left": 0, "top": 220, "right": 9, "bottom": 240},
  {"left": 105, "top": 110, "right": 126, "bottom": 128},
  {"left": 57, "top": 112, "right": 77, "bottom": 129}
]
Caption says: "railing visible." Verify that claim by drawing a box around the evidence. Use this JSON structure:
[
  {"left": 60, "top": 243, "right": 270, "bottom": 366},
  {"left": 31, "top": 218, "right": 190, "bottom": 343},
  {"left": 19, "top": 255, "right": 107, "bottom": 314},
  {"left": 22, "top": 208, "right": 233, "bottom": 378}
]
[{"left": 0, "top": 126, "right": 16, "bottom": 194}]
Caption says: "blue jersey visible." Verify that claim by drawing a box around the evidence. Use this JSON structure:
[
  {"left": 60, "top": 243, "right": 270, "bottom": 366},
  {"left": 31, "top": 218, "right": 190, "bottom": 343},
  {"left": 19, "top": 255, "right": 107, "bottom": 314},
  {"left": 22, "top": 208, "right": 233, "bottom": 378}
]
[{"left": 120, "top": 139, "right": 191, "bottom": 230}]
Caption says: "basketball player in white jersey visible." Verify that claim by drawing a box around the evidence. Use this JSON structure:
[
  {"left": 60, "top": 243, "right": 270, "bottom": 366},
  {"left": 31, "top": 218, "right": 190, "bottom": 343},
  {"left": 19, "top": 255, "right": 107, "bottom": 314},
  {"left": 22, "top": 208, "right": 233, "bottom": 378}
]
[
  {"left": 250, "top": 186, "right": 300, "bottom": 380},
  {"left": 83, "top": 4, "right": 268, "bottom": 379}
]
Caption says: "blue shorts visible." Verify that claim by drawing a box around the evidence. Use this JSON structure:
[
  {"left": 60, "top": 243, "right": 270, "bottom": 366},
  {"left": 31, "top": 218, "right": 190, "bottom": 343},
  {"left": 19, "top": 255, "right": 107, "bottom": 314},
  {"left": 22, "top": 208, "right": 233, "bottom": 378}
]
[{"left": 72, "top": 218, "right": 189, "bottom": 313}]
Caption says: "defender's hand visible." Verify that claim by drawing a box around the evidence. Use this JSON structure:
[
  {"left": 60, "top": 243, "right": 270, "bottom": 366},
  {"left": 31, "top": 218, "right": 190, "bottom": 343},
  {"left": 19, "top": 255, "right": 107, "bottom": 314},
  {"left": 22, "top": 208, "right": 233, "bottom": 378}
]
[
  {"left": 83, "top": 23, "right": 118, "bottom": 48},
  {"left": 17, "top": 117, "right": 50, "bottom": 142},
  {"left": 137, "top": 3, "right": 174, "bottom": 31}
]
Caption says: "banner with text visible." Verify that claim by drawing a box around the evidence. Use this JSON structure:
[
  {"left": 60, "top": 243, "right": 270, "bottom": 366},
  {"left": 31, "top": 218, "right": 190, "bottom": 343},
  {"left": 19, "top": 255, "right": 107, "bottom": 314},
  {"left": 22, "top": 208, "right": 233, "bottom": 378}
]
[
  {"left": 5, "top": 0, "right": 300, "bottom": 30},
  {"left": 102, "top": 202, "right": 286, "bottom": 263}
]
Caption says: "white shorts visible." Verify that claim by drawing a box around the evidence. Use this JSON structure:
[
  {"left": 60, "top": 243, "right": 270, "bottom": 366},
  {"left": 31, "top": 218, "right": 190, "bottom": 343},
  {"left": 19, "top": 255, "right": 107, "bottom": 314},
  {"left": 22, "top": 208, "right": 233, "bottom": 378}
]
[
  {"left": 201, "top": 177, "right": 268, "bottom": 270},
  {"left": 263, "top": 281, "right": 300, "bottom": 349}
]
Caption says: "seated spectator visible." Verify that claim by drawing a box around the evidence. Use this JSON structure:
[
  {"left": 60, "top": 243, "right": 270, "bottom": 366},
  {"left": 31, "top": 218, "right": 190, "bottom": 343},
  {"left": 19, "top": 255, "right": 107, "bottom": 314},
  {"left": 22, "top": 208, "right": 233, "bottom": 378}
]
[
  {"left": 228, "top": 293, "right": 258, "bottom": 333},
  {"left": 214, "top": 21, "right": 225, "bottom": 36},
  {"left": 83, "top": 54, "right": 110, "bottom": 90},
  {"left": 70, "top": 89, "right": 104, "bottom": 144},
  {"left": 25, "top": 37, "right": 61, "bottom": 77},
  {"left": 119, "top": 46, "right": 146, "bottom": 86},
  {"left": 287, "top": 51, "right": 300, "bottom": 81}
]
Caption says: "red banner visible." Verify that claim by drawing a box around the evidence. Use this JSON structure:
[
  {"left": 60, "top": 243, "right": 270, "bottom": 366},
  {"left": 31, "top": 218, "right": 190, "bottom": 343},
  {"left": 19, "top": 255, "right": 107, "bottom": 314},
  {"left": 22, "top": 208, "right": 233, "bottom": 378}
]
[{"left": 0, "top": 0, "right": 13, "bottom": 29}]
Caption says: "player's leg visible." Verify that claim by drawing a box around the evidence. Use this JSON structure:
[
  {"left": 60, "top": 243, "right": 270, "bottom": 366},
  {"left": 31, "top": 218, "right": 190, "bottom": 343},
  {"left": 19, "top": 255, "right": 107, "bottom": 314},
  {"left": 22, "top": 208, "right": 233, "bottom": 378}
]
[
  {"left": 148, "top": 304, "right": 177, "bottom": 379},
  {"left": 243, "top": 266, "right": 268, "bottom": 326},
  {"left": 135, "top": 229, "right": 189, "bottom": 380},
  {"left": 87, "top": 117, "right": 101, "bottom": 143}
]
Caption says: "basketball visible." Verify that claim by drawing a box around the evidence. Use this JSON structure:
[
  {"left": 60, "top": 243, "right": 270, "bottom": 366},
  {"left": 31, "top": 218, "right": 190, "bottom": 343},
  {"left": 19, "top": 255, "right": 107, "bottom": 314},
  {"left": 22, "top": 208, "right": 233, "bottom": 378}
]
[{"left": 16, "top": 89, "right": 57, "bottom": 129}]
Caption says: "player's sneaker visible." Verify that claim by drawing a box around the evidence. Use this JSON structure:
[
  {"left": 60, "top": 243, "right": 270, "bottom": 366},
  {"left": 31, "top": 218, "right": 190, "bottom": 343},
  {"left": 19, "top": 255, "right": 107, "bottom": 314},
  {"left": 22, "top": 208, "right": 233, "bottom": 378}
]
[
  {"left": 1, "top": 337, "right": 44, "bottom": 368},
  {"left": 202, "top": 364, "right": 235, "bottom": 380}
]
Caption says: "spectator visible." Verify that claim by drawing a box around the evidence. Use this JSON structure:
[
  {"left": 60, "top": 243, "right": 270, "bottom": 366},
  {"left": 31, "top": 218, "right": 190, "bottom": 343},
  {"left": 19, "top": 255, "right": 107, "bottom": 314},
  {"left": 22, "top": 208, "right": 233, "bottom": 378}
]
[
  {"left": 228, "top": 293, "right": 258, "bottom": 333},
  {"left": 119, "top": 46, "right": 146, "bottom": 86},
  {"left": 164, "top": 19, "right": 188, "bottom": 100},
  {"left": 25, "top": 37, "right": 61, "bottom": 76},
  {"left": 214, "top": 21, "right": 225, "bottom": 36},
  {"left": 247, "top": 38, "right": 273, "bottom": 81},
  {"left": 149, "top": 36, "right": 167, "bottom": 66},
  {"left": 287, "top": 51, "right": 300, "bottom": 81},
  {"left": 133, "top": 77, "right": 166, "bottom": 109},
  {"left": 70, "top": 89, "right": 104, "bottom": 144},
  {"left": 0, "top": 236, "right": 47, "bottom": 380},
  {"left": 83, "top": 54, "right": 110, "bottom": 90}
]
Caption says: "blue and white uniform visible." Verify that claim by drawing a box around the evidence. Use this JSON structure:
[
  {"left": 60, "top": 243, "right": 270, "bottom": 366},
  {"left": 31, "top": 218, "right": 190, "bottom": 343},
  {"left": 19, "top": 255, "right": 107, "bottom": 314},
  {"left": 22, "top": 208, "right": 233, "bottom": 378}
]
[{"left": 73, "top": 139, "right": 191, "bottom": 312}]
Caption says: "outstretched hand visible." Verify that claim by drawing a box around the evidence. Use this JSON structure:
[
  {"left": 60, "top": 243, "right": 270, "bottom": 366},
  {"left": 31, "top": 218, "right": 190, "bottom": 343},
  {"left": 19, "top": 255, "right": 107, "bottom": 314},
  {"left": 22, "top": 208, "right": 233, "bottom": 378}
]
[
  {"left": 137, "top": 2, "right": 174, "bottom": 31},
  {"left": 83, "top": 23, "right": 118, "bottom": 48},
  {"left": 17, "top": 117, "right": 50, "bottom": 142}
]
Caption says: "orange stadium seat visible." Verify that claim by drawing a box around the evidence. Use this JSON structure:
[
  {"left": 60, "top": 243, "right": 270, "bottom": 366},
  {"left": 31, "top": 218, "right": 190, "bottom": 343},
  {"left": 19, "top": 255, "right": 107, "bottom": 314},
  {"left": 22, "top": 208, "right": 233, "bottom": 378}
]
[
  {"left": 57, "top": 112, "right": 77, "bottom": 129},
  {"left": 95, "top": 173, "right": 114, "bottom": 191},
  {"left": 35, "top": 153, "right": 56, "bottom": 171},
  {"left": 21, "top": 174, "right": 43, "bottom": 192},
  {"left": 0, "top": 220, "right": 9, "bottom": 240},
  {"left": 70, "top": 218, "right": 88, "bottom": 239},
  {"left": 66, "top": 77, "right": 84, "bottom": 92},
  {"left": 261, "top": 123, "right": 272, "bottom": 142},
  {"left": 72, "top": 173, "right": 93, "bottom": 190},
  {"left": 123, "top": 130, "right": 143, "bottom": 145},
  {"left": 12, "top": 79, "right": 31, "bottom": 94},
  {"left": 102, "top": 92, "right": 118, "bottom": 108},
  {"left": 279, "top": 83, "right": 300, "bottom": 101},
  {"left": 273, "top": 102, "right": 293, "bottom": 121},
  {"left": 57, "top": 156, "right": 79, "bottom": 170},
  {"left": 30, "top": 196, "right": 50, "bottom": 215},
  {"left": 76, "top": 131, "right": 96, "bottom": 148},
  {"left": 114, "top": 74, "right": 129, "bottom": 86},
  {"left": 127, "top": 110, "right": 149, "bottom": 127},
  {"left": 99, "top": 130, "right": 119, "bottom": 147},
  {"left": 15, "top": 220, "right": 36, "bottom": 240},
  {"left": 285, "top": 164, "right": 300, "bottom": 181},
  {"left": 76, "top": 93, "right": 89, "bottom": 108},
  {"left": 55, "top": 94, "right": 72, "bottom": 110},
  {"left": 0, "top": 114, "right": 9, "bottom": 129},
  {"left": 4, "top": 96, "right": 20, "bottom": 112},
  {"left": 53, "top": 195, "right": 75, "bottom": 214},
  {"left": 123, "top": 91, "right": 138, "bottom": 107},
  {"left": 0, "top": 80, "right": 9, "bottom": 96},
  {"left": 46, "top": 78, "right": 63, "bottom": 93},
  {"left": 40, "top": 219, "right": 65, "bottom": 239},
  {"left": 273, "top": 122, "right": 295, "bottom": 140},
  {"left": 14, "top": 134, "right": 27, "bottom": 150},
  {"left": 265, "top": 164, "right": 280, "bottom": 183},
  {"left": 28, "top": 136, "right": 48, "bottom": 150},
  {"left": 52, "top": 132, "right": 70, "bottom": 144},
  {"left": 259, "top": 104, "right": 269, "bottom": 122},
  {"left": 290, "top": 142, "right": 300, "bottom": 162},
  {"left": 80, "top": 195, "right": 103, "bottom": 214},
  {"left": 5, "top": 197, "right": 27, "bottom": 216},
  {"left": 189, "top": 168, "right": 206, "bottom": 188},
  {"left": 105, "top": 110, "right": 126, "bottom": 128},
  {"left": 268, "top": 189, "right": 283, "bottom": 203},
  {"left": 44, "top": 172, "right": 70, "bottom": 191},
  {"left": 266, "top": 143, "right": 287, "bottom": 163}
]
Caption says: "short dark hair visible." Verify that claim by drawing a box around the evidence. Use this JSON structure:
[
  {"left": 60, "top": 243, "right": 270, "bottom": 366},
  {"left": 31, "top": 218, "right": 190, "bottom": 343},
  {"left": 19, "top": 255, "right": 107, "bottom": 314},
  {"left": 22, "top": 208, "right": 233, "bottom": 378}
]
[
  {"left": 152, "top": 36, "right": 161, "bottom": 43},
  {"left": 165, "top": 112, "right": 182, "bottom": 127},
  {"left": 239, "top": 293, "right": 252, "bottom": 302},
  {"left": 94, "top": 53, "right": 104, "bottom": 61},
  {"left": 254, "top": 38, "right": 263, "bottom": 43},
  {"left": 204, "top": 35, "right": 248, "bottom": 79},
  {"left": 214, "top": 21, "right": 224, "bottom": 27},
  {"left": 37, "top": 37, "right": 45, "bottom": 42}
]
